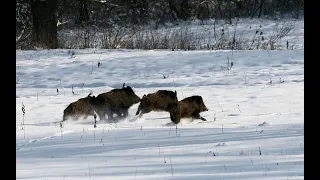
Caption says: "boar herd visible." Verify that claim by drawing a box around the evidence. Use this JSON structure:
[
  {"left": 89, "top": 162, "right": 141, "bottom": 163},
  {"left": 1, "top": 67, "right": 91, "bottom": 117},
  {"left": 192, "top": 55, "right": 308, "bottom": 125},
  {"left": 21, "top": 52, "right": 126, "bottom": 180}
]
[{"left": 62, "top": 83, "right": 209, "bottom": 125}]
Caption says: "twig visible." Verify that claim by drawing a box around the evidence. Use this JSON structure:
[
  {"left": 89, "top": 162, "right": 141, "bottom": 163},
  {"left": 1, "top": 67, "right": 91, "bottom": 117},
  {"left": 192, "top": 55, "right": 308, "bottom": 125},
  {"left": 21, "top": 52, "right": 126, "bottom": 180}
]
[
  {"left": 17, "top": 66, "right": 22, "bottom": 83},
  {"left": 134, "top": 168, "right": 137, "bottom": 180},
  {"left": 91, "top": 61, "right": 94, "bottom": 74},
  {"left": 260, "top": 130, "right": 263, "bottom": 133},
  {"left": 231, "top": 19, "right": 239, "bottom": 57},
  {"left": 88, "top": 165, "right": 91, "bottom": 180},
  {"left": 227, "top": 57, "right": 230, "bottom": 74},
  {"left": 172, "top": 75, "right": 176, "bottom": 88},
  {"left": 60, "top": 80, "right": 65, "bottom": 96},
  {"left": 60, "top": 125, "right": 63, "bottom": 138},
  {"left": 259, "top": 147, "right": 262, "bottom": 155},
  {"left": 213, "top": 18, "right": 217, "bottom": 42},
  {"left": 158, "top": 144, "right": 161, "bottom": 156},
  {"left": 82, "top": 83, "right": 84, "bottom": 94},
  {"left": 22, "top": 103, "right": 26, "bottom": 139},
  {"left": 213, "top": 93, "right": 224, "bottom": 112},
  {"left": 237, "top": 104, "right": 242, "bottom": 113},
  {"left": 242, "top": 70, "right": 248, "bottom": 88},
  {"left": 170, "top": 157, "right": 174, "bottom": 177},
  {"left": 175, "top": 125, "right": 178, "bottom": 137}
]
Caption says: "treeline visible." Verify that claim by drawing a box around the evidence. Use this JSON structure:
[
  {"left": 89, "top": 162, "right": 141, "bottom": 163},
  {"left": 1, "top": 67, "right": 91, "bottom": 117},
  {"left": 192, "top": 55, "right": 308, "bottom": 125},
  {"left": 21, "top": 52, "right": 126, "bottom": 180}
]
[{"left": 16, "top": 0, "right": 304, "bottom": 49}]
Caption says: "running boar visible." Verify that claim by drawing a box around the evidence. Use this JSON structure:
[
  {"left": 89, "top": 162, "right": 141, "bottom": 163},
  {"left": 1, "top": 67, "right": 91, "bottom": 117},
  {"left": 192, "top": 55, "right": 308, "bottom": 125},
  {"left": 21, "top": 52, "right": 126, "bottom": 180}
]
[
  {"left": 62, "top": 93, "right": 97, "bottom": 122},
  {"left": 91, "top": 84, "right": 140, "bottom": 121},
  {"left": 168, "top": 95, "right": 209, "bottom": 124},
  {"left": 135, "top": 90, "right": 178, "bottom": 118}
]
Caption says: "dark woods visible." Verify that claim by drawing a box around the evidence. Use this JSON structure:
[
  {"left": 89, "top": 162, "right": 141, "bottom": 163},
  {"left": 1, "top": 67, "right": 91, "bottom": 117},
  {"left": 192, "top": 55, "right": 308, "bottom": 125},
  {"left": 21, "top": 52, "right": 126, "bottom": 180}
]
[{"left": 16, "top": 0, "right": 304, "bottom": 49}]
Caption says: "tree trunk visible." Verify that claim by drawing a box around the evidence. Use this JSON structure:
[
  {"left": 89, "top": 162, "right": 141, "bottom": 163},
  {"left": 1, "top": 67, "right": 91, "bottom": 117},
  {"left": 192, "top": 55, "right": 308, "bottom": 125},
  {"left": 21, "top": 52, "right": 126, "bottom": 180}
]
[
  {"left": 79, "top": 0, "right": 89, "bottom": 24},
  {"left": 31, "top": 0, "right": 58, "bottom": 49},
  {"left": 180, "top": 0, "right": 191, "bottom": 20},
  {"left": 258, "top": 0, "right": 264, "bottom": 18},
  {"left": 251, "top": 0, "right": 267, "bottom": 19},
  {"left": 168, "top": 0, "right": 180, "bottom": 21}
]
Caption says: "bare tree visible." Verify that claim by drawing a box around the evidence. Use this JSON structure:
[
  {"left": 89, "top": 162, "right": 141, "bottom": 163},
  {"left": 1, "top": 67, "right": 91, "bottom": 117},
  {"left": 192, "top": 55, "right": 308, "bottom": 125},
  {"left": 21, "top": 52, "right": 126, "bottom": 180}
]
[
  {"left": 31, "top": 0, "right": 58, "bottom": 49},
  {"left": 78, "top": 0, "right": 90, "bottom": 25}
]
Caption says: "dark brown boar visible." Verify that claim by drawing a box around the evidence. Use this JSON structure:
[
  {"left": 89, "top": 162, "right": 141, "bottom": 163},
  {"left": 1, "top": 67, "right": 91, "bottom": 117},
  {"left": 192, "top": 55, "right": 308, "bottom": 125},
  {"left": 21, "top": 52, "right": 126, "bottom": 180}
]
[
  {"left": 62, "top": 93, "right": 97, "bottom": 122},
  {"left": 91, "top": 84, "right": 140, "bottom": 121},
  {"left": 168, "top": 95, "right": 209, "bottom": 124},
  {"left": 135, "top": 90, "right": 178, "bottom": 118}
]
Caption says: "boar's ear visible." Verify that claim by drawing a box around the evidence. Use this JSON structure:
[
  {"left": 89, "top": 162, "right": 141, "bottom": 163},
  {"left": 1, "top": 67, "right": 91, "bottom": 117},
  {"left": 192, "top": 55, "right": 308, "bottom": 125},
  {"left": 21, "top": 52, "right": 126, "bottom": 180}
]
[
  {"left": 199, "top": 96, "right": 204, "bottom": 103},
  {"left": 122, "top": 83, "right": 126, "bottom": 88},
  {"left": 89, "top": 95, "right": 95, "bottom": 101},
  {"left": 143, "top": 94, "right": 146, "bottom": 98},
  {"left": 174, "top": 91, "right": 177, "bottom": 97}
]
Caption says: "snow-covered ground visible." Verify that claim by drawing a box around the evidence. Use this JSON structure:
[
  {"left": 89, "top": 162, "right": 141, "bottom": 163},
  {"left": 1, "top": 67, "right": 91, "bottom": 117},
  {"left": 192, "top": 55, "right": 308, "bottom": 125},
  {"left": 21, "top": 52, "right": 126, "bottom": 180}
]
[{"left": 16, "top": 19, "right": 304, "bottom": 180}]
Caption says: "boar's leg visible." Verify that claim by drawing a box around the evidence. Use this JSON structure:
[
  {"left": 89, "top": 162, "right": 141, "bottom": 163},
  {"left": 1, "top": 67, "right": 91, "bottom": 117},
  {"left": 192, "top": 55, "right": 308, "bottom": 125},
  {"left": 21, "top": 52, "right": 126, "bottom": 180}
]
[
  {"left": 114, "top": 111, "right": 122, "bottom": 118},
  {"left": 170, "top": 111, "right": 181, "bottom": 124},
  {"left": 135, "top": 109, "right": 140, "bottom": 116},
  {"left": 137, "top": 112, "right": 144, "bottom": 118},
  {"left": 73, "top": 114, "right": 80, "bottom": 121},
  {"left": 121, "top": 108, "right": 129, "bottom": 118},
  {"left": 135, "top": 105, "right": 143, "bottom": 117},
  {"left": 84, "top": 108, "right": 96, "bottom": 120},
  {"left": 96, "top": 109, "right": 106, "bottom": 121},
  {"left": 193, "top": 113, "right": 207, "bottom": 121},
  {"left": 137, "top": 110, "right": 146, "bottom": 118},
  {"left": 105, "top": 108, "right": 115, "bottom": 121},
  {"left": 169, "top": 105, "right": 181, "bottom": 124},
  {"left": 135, "top": 104, "right": 142, "bottom": 116},
  {"left": 200, "top": 116, "right": 207, "bottom": 121},
  {"left": 83, "top": 112, "right": 89, "bottom": 120},
  {"left": 62, "top": 114, "right": 68, "bottom": 122},
  {"left": 136, "top": 103, "right": 152, "bottom": 117},
  {"left": 116, "top": 107, "right": 128, "bottom": 118},
  {"left": 138, "top": 107, "right": 153, "bottom": 118}
]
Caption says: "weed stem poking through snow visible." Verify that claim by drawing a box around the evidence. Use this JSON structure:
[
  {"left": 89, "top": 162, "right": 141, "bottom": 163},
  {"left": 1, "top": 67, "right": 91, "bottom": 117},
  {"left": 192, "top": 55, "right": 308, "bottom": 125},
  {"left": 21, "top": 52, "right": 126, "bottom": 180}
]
[
  {"left": 238, "top": 104, "right": 242, "bottom": 113},
  {"left": 60, "top": 125, "right": 63, "bottom": 138},
  {"left": 242, "top": 70, "right": 248, "bottom": 88},
  {"left": 170, "top": 157, "right": 174, "bottom": 178},
  {"left": 88, "top": 165, "right": 92, "bottom": 180},
  {"left": 22, "top": 102, "right": 26, "bottom": 138},
  {"left": 158, "top": 144, "right": 161, "bottom": 156}
]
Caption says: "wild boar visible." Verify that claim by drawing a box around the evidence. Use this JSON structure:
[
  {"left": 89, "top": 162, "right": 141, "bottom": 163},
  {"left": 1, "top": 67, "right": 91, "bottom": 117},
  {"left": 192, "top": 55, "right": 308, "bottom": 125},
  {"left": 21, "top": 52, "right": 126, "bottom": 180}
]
[
  {"left": 168, "top": 95, "right": 209, "bottom": 124},
  {"left": 135, "top": 90, "right": 178, "bottom": 118},
  {"left": 62, "top": 93, "right": 97, "bottom": 122},
  {"left": 91, "top": 83, "right": 140, "bottom": 121}
]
